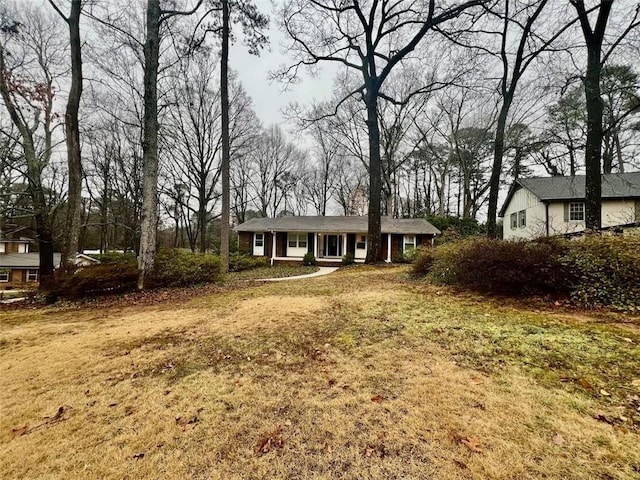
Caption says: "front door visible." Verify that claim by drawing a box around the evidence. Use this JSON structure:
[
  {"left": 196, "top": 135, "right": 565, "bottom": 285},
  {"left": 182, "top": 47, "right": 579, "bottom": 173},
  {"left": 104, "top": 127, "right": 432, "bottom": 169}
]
[{"left": 323, "top": 234, "right": 342, "bottom": 257}]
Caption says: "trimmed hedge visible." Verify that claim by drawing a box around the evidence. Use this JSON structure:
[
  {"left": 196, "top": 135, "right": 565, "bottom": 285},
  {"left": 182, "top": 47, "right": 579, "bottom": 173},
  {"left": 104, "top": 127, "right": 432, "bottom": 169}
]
[
  {"left": 229, "top": 253, "right": 270, "bottom": 272},
  {"left": 48, "top": 249, "right": 222, "bottom": 299},
  {"left": 415, "top": 235, "right": 640, "bottom": 310}
]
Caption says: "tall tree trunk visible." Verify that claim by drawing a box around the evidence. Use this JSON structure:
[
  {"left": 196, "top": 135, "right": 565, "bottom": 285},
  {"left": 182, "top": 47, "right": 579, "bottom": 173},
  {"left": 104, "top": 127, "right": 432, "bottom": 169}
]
[
  {"left": 365, "top": 87, "right": 382, "bottom": 263},
  {"left": 571, "top": 0, "right": 614, "bottom": 231},
  {"left": 138, "top": 0, "right": 161, "bottom": 290},
  {"left": 61, "top": 0, "right": 83, "bottom": 268},
  {"left": 583, "top": 43, "right": 604, "bottom": 229},
  {"left": 487, "top": 100, "right": 511, "bottom": 237},
  {"left": 220, "top": 0, "right": 230, "bottom": 271}
]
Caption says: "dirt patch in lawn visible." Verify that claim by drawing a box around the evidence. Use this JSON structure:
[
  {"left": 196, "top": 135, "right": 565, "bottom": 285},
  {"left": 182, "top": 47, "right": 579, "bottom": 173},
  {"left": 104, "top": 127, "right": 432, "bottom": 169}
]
[{"left": 1, "top": 266, "right": 639, "bottom": 479}]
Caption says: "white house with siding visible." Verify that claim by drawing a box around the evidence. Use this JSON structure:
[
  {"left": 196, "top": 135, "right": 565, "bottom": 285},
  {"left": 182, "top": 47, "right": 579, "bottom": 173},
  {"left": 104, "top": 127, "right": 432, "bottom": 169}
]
[{"left": 499, "top": 172, "right": 640, "bottom": 240}]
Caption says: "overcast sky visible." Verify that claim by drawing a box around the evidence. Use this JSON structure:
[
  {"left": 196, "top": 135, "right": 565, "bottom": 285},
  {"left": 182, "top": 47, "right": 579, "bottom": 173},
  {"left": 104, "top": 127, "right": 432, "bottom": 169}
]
[{"left": 229, "top": 6, "right": 336, "bottom": 134}]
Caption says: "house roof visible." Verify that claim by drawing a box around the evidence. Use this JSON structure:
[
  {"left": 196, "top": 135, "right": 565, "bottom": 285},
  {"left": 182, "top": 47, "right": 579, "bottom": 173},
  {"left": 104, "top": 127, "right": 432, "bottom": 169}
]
[
  {"left": 235, "top": 216, "right": 441, "bottom": 235},
  {"left": 499, "top": 171, "right": 640, "bottom": 217},
  {"left": 0, "top": 253, "right": 62, "bottom": 268}
]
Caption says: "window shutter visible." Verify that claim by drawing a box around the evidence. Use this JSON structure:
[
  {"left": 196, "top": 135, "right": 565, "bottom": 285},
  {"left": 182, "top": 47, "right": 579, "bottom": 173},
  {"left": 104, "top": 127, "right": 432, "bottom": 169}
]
[{"left": 564, "top": 203, "right": 569, "bottom": 222}]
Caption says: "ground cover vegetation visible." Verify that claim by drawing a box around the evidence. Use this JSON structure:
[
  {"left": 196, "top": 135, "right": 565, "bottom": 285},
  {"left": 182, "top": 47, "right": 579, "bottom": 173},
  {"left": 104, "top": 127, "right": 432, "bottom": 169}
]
[
  {"left": 413, "top": 235, "right": 640, "bottom": 311},
  {"left": 0, "top": 267, "right": 638, "bottom": 479}
]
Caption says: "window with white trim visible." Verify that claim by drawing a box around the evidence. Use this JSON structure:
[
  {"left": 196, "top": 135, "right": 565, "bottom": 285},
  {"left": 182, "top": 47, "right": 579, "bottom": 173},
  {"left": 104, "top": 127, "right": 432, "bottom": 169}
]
[
  {"left": 254, "top": 232, "right": 264, "bottom": 247},
  {"left": 518, "top": 210, "right": 526, "bottom": 228},
  {"left": 569, "top": 202, "right": 584, "bottom": 221},
  {"left": 0, "top": 270, "right": 8, "bottom": 282},
  {"left": 403, "top": 235, "right": 416, "bottom": 251},
  {"left": 27, "top": 269, "right": 38, "bottom": 282},
  {"left": 288, "top": 233, "right": 307, "bottom": 248},
  {"left": 510, "top": 213, "right": 517, "bottom": 229},
  {"left": 0, "top": 243, "right": 5, "bottom": 253},
  {"left": 356, "top": 235, "right": 366, "bottom": 250}
]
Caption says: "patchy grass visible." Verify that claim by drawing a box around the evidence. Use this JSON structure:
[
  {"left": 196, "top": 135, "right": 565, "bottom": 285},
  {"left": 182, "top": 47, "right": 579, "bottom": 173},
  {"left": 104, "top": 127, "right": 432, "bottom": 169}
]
[{"left": 0, "top": 266, "right": 639, "bottom": 479}]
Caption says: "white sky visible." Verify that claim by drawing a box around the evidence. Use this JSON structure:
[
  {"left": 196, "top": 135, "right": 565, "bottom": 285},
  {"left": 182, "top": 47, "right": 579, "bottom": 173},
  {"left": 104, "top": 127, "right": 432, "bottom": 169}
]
[{"left": 228, "top": 9, "right": 336, "bottom": 132}]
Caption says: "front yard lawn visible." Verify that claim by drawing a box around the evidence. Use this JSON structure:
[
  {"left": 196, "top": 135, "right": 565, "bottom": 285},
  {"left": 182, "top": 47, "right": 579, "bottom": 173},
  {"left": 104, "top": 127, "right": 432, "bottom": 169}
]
[{"left": 0, "top": 266, "right": 638, "bottom": 479}]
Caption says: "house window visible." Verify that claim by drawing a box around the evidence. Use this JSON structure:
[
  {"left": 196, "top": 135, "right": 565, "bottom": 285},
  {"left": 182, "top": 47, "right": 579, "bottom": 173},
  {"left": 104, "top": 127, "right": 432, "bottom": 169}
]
[
  {"left": 510, "top": 213, "right": 517, "bottom": 229},
  {"left": 288, "top": 233, "right": 307, "bottom": 248},
  {"left": 18, "top": 243, "right": 27, "bottom": 253},
  {"left": 569, "top": 202, "right": 584, "bottom": 221},
  {"left": 254, "top": 233, "right": 264, "bottom": 247},
  {"left": 403, "top": 235, "right": 416, "bottom": 251},
  {"left": 27, "top": 269, "right": 38, "bottom": 282},
  {"left": 356, "top": 235, "right": 366, "bottom": 250},
  {"left": 518, "top": 210, "right": 526, "bottom": 228},
  {"left": 0, "top": 243, "right": 5, "bottom": 253},
  {"left": 0, "top": 270, "right": 8, "bottom": 282}
]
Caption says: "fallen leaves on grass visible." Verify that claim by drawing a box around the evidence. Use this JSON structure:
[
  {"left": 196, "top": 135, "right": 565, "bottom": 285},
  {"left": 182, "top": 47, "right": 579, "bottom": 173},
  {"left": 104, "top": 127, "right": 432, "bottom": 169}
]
[
  {"left": 371, "top": 394, "right": 385, "bottom": 403},
  {"left": 451, "top": 432, "right": 483, "bottom": 453},
  {"left": 175, "top": 415, "right": 199, "bottom": 432},
  {"left": 577, "top": 377, "right": 594, "bottom": 391},
  {"left": 254, "top": 427, "right": 285, "bottom": 455},
  {"left": 11, "top": 406, "right": 70, "bottom": 437},
  {"left": 132, "top": 452, "right": 145, "bottom": 460}
]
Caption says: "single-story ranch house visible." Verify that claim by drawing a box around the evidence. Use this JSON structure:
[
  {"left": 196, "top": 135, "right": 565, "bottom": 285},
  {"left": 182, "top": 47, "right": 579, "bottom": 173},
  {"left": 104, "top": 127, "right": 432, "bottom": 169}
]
[
  {"left": 235, "top": 216, "right": 440, "bottom": 265},
  {"left": 0, "top": 236, "right": 99, "bottom": 290},
  {"left": 499, "top": 171, "right": 640, "bottom": 240}
]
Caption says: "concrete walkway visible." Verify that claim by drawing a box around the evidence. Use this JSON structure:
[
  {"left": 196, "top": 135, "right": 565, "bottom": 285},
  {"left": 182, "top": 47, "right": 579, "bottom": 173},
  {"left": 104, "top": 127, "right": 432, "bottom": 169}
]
[{"left": 261, "top": 266, "right": 339, "bottom": 282}]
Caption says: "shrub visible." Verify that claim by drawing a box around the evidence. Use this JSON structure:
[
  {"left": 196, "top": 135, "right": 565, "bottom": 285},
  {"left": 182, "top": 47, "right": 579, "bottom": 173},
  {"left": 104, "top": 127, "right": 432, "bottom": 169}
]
[
  {"left": 411, "top": 248, "right": 434, "bottom": 276},
  {"left": 229, "top": 253, "right": 269, "bottom": 272},
  {"left": 91, "top": 251, "right": 137, "bottom": 265},
  {"left": 48, "top": 262, "right": 139, "bottom": 299},
  {"left": 560, "top": 236, "right": 640, "bottom": 310},
  {"left": 426, "top": 237, "right": 566, "bottom": 295},
  {"left": 303, "top": 252, "right": 317, "bottom": 266},
  {"left": 48, "top": 249, "right": 222, "bottom": 299},
  {"left": 342, "top": 252, "right": 355, "bottom": 265},
  {"left": 147, "top": 249, "right": 222, "bottom": 289}
]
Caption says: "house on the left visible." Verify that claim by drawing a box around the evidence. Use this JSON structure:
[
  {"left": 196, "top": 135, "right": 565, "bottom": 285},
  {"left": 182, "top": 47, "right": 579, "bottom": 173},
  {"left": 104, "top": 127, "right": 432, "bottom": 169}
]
[{"left": 0, "top": 236, "right": 97, "bottom": 290}]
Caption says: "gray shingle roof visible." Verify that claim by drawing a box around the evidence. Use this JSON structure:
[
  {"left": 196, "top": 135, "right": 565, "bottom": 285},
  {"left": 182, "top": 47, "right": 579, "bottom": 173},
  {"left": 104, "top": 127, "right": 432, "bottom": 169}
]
[
  {"left": 0, "top": 253, "right": 62, "bottom": 268},
  {"left": 235, "top": 216, "right": 440, "bottom": 235},
  {"left": 500, "top": 171, "right": 640, "bottom": 216}
]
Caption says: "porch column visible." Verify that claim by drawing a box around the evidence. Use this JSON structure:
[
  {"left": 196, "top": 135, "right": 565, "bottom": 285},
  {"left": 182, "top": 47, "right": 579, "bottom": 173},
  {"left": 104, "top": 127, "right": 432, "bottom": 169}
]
[
  {"left": 342, "top": 234, "right": 347, "bottom": 258},
  {"left": 271, "top": 231, "right": 276, "bottom": 266},
  {"left": 386, "top": 233, "right": 392, "bottom": 263},
  {"left": 314, "top": 233, "right": 319, "bottom": 258}
]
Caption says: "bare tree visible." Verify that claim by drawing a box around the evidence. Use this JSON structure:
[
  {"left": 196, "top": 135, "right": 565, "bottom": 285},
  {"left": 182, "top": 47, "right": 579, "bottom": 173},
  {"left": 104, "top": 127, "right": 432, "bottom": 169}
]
[
  {"left": 48, "top": 0, "right": 83, "bottom": 267},
  {"left": 0, "top": 4, "right": 67, "bottom": 281},
  {"left": 278, "top": 0, "right": 487, "bottom": 262},
  {"left": 569, "top": 0, "right": 639, "bottom": 230}
]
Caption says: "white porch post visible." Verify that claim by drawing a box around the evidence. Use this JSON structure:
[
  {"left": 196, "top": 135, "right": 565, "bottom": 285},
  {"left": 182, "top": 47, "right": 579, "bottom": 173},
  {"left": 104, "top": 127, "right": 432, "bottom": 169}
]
[
  {"left": 314, "top": 233, "right": 319, "bottom": 258},
  {"left": 342, "top": 234, "right": 347, "bottom": 257},
  {"left": 271, "top": 231, "right": 276, "bottom": 266},
  {"left": 386, "top": 233, "right": 392, "bottom": 263}
]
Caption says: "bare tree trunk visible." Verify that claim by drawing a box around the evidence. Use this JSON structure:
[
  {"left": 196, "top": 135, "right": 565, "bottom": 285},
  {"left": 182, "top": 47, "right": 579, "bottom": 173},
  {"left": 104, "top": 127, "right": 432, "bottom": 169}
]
[
  {"left": 365, "top": 87, "right": 382, "bottom": 263},
  {"left": 220, "top": 0, "right": 230, "bottom": 271},
  {"left": 138, "top": 0, "right": 161, "bottom": 290},
  {"left": 56, "top": 0, "right": 83, "bottom": 267},
  {"left": 487, "top": 101, "right": 510, "bottom": 236},
  {"left": 571, "top": 0, "right": 613, "bottom": 231}
]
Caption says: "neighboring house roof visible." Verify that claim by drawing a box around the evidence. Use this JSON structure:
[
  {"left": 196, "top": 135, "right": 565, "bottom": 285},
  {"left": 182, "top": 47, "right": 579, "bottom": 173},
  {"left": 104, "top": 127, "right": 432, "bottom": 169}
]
[
  {"left": 0, "top": 237, "right": 33, "bottom": 244},
  {"left": 0, "top": 253, "right": 62, "bottom": 269},
  {"left": 499, "top": 171, "right": 640, "bottom": 217},
  {"left": 235, "top": 216, "right": 441, "bottom": 235}
]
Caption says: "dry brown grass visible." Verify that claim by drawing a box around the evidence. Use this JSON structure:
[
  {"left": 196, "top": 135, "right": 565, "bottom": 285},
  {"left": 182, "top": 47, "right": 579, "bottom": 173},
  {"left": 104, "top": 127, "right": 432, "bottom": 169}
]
[{"left": 1, "top": 266, "right": 639, "bottom": 479}]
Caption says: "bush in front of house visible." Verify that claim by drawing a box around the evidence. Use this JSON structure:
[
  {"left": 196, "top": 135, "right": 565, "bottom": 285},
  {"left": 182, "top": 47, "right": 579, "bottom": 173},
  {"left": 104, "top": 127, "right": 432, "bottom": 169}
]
[
  {"left": 48, "top": 249, "right": 222, "bottom": 299},
  {"left": 423, "top": 237, "right": 566, "bottom": 295},
  {"left": 342, "top": 252, "right": 355, "bottom": 265},
  {"left": 146, "top": 249, "right": 222, "bottom": 289},
  {"left": 561, "top": 236, "right": 640, "bottom": 310},
  {"left": 48, "top": 262, "right": 139, "bottom": 299},
  {"left": 417, "top": 235, "right": 640, "bottom": 310},
  {"left": 303, "top": 252, "right": 317, "bottom": 266},
  {"left": 229, "top": 253, "right": 270, "bottom": 272}
]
